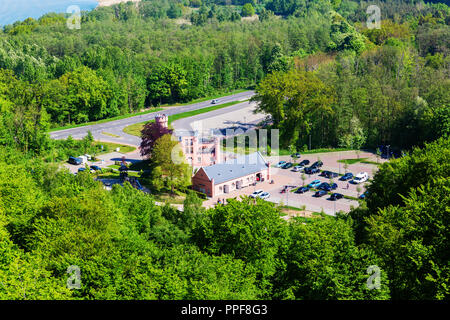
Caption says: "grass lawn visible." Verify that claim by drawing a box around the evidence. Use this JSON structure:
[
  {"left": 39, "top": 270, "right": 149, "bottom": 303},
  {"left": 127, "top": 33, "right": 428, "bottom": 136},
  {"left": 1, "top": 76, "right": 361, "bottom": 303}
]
[
  {"left": 337, "top": 157, "right": 369, "bottom": 165},
  {"left": 152, "top": 192, "right": 187, "bottom": 205},
  {"left": 123, "top": 100, "right": 247, "bottom": 137},
  {"left": 361, "top": 160, "right": 381, "bottom": 166},
  {"left": 222, "top": 143, "right": 354, "bottom": 156},
  {"left": 95, "top": 141, "right": 136, "bottom": 154},
  {"left": 97, "top": 171, "right": 140, "bottom": 179},
  {"left": 49, "top": 107, "right": 164, "bottom": 132},
  {"left": 101, "top": 132, "right": 121, "bottom": 138}
]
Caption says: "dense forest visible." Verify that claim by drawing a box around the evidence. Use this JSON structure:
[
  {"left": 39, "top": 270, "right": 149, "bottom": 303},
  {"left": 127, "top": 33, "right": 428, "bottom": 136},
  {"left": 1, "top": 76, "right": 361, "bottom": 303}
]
[
  {"left": 0, "top": 0, "right": 448, "bottom": 154},
  {"left": 0, "top": 0, "right": 449, "bottom": 300}
]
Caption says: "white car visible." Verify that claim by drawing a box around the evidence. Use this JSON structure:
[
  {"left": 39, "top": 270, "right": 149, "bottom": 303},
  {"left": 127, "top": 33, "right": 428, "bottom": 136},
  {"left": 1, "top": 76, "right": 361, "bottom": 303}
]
[
  {"left": 250, "top": 189, "right": 264, "bottom": 198},
  {"left": 352, "top": 172, "right": 369, "bottom": 184},
  {"left": 275, "top": 161, "right": 286, "bottom": 168},
  {"left": 292, "top": 165, "right": 304, "bottom": 172},
  {"left": 211, "top": 99, "right": 219, "bottom": 104},
  {"left": 258, "top": 192, "right": 270, "bottom": 200}
]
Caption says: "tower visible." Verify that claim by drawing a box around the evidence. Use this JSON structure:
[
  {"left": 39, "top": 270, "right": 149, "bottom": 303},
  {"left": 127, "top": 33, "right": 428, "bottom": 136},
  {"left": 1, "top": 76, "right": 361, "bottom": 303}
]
[{"left": 155, "top": 114, "right": 168, "bottom": 129}]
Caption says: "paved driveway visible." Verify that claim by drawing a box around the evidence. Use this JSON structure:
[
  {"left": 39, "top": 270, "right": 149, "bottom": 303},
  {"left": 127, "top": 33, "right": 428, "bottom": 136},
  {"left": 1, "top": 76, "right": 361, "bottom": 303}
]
[{"left": 172, "top": 101, "right": 266, "bottom": 136}]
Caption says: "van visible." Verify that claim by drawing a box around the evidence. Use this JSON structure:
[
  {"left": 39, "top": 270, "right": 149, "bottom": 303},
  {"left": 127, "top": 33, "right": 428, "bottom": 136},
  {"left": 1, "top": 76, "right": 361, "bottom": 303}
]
[{"left": 352, "top": 172, "right": 368, "bottom": 184}]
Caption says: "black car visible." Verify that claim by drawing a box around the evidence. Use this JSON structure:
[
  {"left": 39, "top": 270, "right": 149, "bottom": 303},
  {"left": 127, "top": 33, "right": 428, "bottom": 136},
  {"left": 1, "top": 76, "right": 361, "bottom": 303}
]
[
  {"left": 295, "top": 186, "right": 310, "bottom": 194},
  {"left": 317, "top": 182, "right": 330, "bottom": 190},
  {"left": 304, "top": 166, "right": 320, "bottom": 174},
  {"left": 324, "top": 171, "right": 338, "bottom": 178},
  {"left": 319, "top": 170, "right": 330, "bottom": 177},
  {"left": 282, "top": 162, "right": 293, "bottom": 169},
  {"left": 90, "top": 165, "right": 102, "bottom": 172},
  {"left": 299, "top": 160, "right": 310, "bottom": 166},
  {"left": 329, "top": 193, "right": 344, "bottom": 201},
  {"left": 320, "top": 170, "right": 337, "bottom": 178},
  {"left": 340, "top": 172, "right": 353, "bottom": 181},
  {"left": 317, "top": 182, "right": 337, "bottom": 191},
  {"left": 324, "top": 183, "right": 338, "bottom": 191},
  {"left": 311, "top": 160, "right": 323, "bottom": 168},
  {"left": 314, "top": 190, "right": 328, "bottom": 197},
  {"left": 68, "top": 156, "right": 82, "bottom": 165}
]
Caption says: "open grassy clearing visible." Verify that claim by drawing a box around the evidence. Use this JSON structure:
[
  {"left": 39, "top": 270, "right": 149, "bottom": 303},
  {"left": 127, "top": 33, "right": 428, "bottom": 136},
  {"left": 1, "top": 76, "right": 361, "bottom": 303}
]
[{"left": 95, "top": 141, "right": 136, "bottom": 154}]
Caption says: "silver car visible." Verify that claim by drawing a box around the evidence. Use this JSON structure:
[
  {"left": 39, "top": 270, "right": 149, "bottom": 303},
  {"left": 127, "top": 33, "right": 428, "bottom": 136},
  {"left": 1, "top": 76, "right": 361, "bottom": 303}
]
[{"left": 258, "top": 192, "right": 270, "bottom": 200}]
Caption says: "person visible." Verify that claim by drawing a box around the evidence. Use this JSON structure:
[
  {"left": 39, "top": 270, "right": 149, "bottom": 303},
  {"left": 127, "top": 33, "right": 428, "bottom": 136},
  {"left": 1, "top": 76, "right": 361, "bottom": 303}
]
[
  {"left": 218, "top": 199, "right": 221, "bottom": 204},
  {"left": 347, "top": 183, "right": 349, "bottom": 189}
]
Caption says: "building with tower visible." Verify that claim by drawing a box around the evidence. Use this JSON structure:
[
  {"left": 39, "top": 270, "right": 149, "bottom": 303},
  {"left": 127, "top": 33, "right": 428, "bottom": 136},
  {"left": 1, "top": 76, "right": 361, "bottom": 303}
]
[{"left": 155, "top": 114, "right": 221, "bottom": 168}]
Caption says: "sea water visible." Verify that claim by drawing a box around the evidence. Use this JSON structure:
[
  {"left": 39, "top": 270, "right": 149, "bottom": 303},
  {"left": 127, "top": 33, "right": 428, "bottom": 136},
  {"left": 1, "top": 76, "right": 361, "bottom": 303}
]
[{"left": 0, "top": 0, "right": 99, "bottom": 26}]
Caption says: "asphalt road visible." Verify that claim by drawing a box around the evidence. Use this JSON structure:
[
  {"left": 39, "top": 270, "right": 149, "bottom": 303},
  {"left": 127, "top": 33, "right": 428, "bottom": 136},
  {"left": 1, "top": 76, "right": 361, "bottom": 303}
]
[
  {"left": 171, "top": 100, "right": 266, "bottom": 136},
  {"left": 49, "top": 90, "right": 255, "bottom": 147}
]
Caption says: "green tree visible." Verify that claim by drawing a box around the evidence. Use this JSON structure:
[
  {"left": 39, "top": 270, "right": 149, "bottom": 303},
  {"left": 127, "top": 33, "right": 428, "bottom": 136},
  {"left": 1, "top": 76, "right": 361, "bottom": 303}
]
[
  {"left": 193, "top": 197, "right": 289, "bottom": 297},
  {"left": 151, "top": 134, "right": 191, "bottom": 194},
  {"left": 276, "top": 217, "right": 390, "bottom": 299},
  {"left": 241, "top": 3, "right": 255, "bottom": 17},
  {"left": 365, "top": 178, "right": 450, "bottom": 299}
]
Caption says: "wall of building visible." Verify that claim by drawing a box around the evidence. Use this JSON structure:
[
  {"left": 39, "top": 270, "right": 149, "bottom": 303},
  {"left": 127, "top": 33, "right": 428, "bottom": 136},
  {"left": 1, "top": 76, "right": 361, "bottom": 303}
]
[
  {"left": 213, "top": 168, "right": 269, "bottom": 197},
  {"left": 180, "top": 136, "right": 220, "bottom": 168},
  {"left": 191, "top": 168, "right": 215, "bottom": 197}
]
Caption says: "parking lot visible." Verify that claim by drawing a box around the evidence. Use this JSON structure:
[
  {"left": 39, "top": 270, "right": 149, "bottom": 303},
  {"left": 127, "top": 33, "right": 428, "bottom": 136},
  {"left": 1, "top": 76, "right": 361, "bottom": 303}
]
[
  {"left": 205, "top": 150, "right": 386, "bottom": 216},
  {"left": 62, "top": 149, "right": 144, "bottom": 174}
]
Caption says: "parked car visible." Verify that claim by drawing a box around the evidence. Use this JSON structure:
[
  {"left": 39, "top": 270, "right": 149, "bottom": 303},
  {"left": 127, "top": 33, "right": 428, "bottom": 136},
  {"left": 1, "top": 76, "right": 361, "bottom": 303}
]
[
  {"left": 319, "top": 170, "right": 330, "bottom": 177},
  {"left": 314, "top": 190, "right": 328, "bottom": 197},
  {"left": 311, "top": 160, "right": 323, "bottom": 168},
  {"left": 90, "top": 165, "right": 102, "bottom": 172},
  {"left": 322, "top": 171, "right": 338, "bottom": 178},
  {"left": 352, "top": 172, "right": 369, "bottom": 184},
  {"left": 295, "top": 186, "right": 310, "bottom": 194},
  {"left": 291, "top": 153, "right": 301, "bottom": 158},
  {"left": 308, "top": 180, "right": 321, "bottom": 188},
  {"left": 340, "top": 172, "right": 353, "bottom": 181},
  {"left": 330, "top": 193, "right": 344, "bottom": 201},
  {"left": 299, "top": 160, "right": 310, "bottom": 166},
  {"left": 276, "top": 161, "right": 286, "bottom": 168},
  {"left": 78, "top": 167, "right": 86, "bottom": 173},
  {"left": 211, "top": 99, "right": 219, "bottom": 104},
  {"left": 281, "top": 162, "right": 293, "bottom": 169},
  {"left": 292, "top": 165, "right": 304, "bottom": 172},
  {"left": 250, "top": 190, "right": 264, "bottom": 198},
  {"left": 68, "top": 156, "right": 82, "bottom": 165},
  {"left": 304, "top": 166, "right": 320, "bottom": 174},
  {"left": 258, "top": 192, "right": 270, "bottom": 200},
  {"left": 323, "top": 183, "right": 338, "bottom": 191},
  {"left": 359, "top": 191, "right": 369, "bottom": 199}
]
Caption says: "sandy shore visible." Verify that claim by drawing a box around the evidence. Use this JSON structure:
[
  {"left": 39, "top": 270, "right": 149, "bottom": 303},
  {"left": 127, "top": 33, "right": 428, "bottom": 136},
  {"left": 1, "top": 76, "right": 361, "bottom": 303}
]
[{"left": 97, "top": 0, "right": 141, "bottom": 7}]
